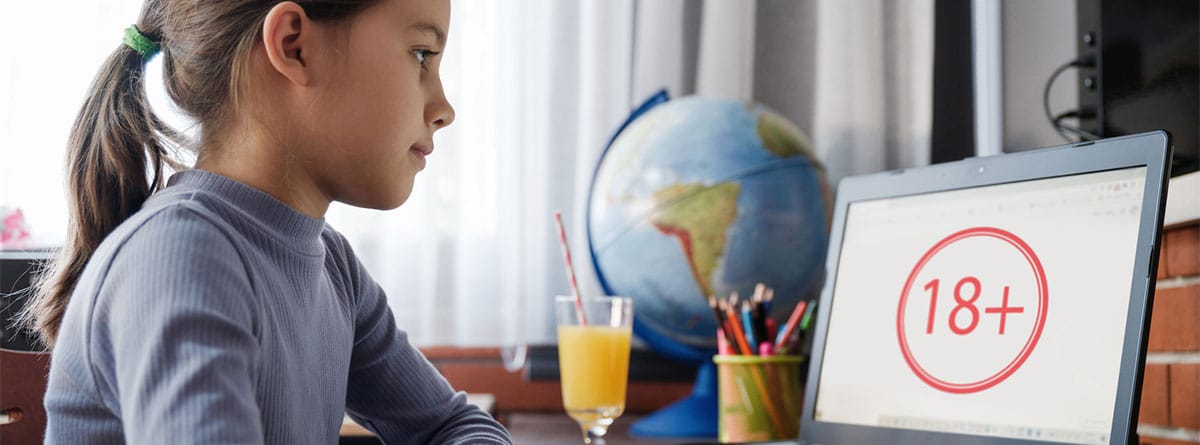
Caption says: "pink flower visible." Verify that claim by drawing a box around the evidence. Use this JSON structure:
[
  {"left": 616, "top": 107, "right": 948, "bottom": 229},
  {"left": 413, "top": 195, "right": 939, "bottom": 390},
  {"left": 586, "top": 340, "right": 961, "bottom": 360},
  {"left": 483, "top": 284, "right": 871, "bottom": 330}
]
[{"left": 0, "top": 207, "right": 31, "bottom": 246}]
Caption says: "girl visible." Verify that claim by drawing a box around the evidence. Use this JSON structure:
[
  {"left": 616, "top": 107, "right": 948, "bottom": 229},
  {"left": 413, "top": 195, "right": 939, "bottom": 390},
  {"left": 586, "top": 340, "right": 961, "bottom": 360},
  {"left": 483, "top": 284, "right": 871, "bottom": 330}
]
[{"left": 24, "top": 0, "right": 512, "bottom": 443}]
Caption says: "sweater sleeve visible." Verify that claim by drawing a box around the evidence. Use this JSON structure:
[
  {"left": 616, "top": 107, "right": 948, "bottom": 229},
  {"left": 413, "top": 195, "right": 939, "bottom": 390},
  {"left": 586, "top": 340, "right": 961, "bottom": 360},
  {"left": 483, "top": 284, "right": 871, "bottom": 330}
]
[
  {"left": 95, "top": 207, "right": 264, "bottom": 444},
  {"left": 335, "top": 235, "right": 512, "bottom": 445}
]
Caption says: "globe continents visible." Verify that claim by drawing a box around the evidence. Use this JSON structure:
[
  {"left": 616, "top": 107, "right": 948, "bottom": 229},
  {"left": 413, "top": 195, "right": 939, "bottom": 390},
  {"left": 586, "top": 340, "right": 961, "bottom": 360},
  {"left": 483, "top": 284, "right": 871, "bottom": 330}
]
[{"left": 587, "top": 95, "right": 832, "bottom": 362}]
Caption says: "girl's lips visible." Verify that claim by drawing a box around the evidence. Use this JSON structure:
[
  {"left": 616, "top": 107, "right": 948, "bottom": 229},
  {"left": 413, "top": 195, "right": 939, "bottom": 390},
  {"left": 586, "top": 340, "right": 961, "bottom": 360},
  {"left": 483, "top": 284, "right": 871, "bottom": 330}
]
[
  {"left": 410, "top": 145, "right": 431, "bottom": 169},
  {"left": 411, "top": 145, "right": 434, "bottom": 156}
]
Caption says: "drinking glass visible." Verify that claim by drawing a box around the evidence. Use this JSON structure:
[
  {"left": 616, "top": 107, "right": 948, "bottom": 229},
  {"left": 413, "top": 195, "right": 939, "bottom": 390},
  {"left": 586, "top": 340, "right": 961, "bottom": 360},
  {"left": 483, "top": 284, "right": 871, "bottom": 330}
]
[{"left": 555, "top": 296, "right": 633, "bottom": 444}]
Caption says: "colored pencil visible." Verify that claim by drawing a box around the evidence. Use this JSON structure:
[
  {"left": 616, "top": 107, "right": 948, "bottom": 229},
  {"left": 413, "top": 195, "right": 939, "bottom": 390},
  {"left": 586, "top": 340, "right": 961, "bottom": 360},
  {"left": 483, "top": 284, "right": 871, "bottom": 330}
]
[
  {"left": 763, "top": 287, "right": 775, "bottom": 314},
  {"left": 741, "top": 300, "right": 758, "bottom": 349},
  {"left": 709, "top": 296, "right": 736, "bottom": 351},
  {"left": 774, "top": 299, "right": 809, "bottom": 351},
  {"left": 723, "top": 301, "right": 753, "bottom": 355},
  {"left": 799, "top": 300, "right": 818, "bottom": 332},
  {"left": 717, "top": 327, "right": 732, "bottom": 355}
]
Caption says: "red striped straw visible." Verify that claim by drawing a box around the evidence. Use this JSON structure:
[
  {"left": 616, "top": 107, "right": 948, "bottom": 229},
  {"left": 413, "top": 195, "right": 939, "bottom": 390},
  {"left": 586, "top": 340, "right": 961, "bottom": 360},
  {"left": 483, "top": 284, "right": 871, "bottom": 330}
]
[{"left": 553, "top": 211, "right": 587, "bottom": 326}]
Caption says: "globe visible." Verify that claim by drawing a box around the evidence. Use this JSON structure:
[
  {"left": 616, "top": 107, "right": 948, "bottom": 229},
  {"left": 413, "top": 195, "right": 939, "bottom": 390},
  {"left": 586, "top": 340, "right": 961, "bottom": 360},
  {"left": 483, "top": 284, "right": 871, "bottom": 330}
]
[
  {"left": 586, "top": 92, "right": 831, "bottom": 437},
  {"left": 588, "top": 92, "right": 831, "bottom": 359}
]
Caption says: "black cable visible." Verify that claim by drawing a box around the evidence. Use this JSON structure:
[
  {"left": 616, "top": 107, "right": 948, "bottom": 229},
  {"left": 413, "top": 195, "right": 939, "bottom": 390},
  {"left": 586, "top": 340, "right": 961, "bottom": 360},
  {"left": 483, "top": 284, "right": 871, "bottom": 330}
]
[
  {"left": 1054, "top": 110, "right": 1083, "bottom": 120},
  {"left": 1043, "top": 58, "right": 1100, "bottom": 143},
  {"left": 1054, "top": 111, "right": 1100, "bottom": 141},
  {"left": 1057, "top": 117, "right": 1101, "bottom": 141}
]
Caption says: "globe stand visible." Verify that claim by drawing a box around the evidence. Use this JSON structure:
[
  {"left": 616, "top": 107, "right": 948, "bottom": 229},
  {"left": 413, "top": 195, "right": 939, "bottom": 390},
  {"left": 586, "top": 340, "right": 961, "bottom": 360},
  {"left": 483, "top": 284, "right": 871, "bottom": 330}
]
[{"left": 629, "top": 362, "right": 718, "bottom": 438}]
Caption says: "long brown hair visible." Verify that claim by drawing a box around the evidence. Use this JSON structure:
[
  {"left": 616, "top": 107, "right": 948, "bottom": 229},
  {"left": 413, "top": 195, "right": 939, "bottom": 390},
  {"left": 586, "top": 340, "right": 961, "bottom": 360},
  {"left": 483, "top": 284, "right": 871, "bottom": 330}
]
[{"left": 22, "top": 0, "right": 381, "bottom": 348}]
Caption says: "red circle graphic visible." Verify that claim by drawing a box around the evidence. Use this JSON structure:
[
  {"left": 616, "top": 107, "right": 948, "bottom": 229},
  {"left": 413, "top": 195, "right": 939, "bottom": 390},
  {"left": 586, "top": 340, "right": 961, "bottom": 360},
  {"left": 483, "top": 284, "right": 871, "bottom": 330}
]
[{"left": 896, "top": 227, "right": 1048, "bottom": 394}]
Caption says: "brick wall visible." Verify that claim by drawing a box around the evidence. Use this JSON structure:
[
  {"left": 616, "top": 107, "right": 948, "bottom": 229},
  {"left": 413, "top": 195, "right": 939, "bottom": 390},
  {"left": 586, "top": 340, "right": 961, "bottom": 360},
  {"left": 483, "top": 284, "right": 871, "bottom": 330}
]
[{"left": 1141, "top": 222, "right": 1200, "bottom": 445}]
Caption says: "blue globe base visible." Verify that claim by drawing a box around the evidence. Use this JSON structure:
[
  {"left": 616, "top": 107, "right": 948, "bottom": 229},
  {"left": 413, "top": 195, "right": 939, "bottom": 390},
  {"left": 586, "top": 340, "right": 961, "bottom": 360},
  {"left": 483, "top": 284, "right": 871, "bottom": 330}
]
[{"left": 629, "top": 362, "right": 718, "bottom": 439}]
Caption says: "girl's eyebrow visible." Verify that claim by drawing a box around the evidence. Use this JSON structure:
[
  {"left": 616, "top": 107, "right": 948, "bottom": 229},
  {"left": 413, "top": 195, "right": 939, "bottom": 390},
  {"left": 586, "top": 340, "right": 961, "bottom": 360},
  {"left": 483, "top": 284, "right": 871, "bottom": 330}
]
[{"left": 410, "top": 22, "right": 446, "bottom": 47}]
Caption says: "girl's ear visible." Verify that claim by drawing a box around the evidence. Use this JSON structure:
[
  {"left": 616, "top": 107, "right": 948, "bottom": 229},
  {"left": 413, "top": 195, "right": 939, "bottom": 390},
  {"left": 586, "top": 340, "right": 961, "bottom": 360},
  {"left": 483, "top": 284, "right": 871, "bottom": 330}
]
[{"left": 261, "top": 1, "right": 313, "bottom": 86}]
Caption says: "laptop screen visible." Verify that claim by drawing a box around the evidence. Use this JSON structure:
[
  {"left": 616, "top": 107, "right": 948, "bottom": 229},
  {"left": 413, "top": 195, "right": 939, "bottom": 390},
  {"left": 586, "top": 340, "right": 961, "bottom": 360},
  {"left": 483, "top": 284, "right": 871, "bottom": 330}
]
[{"left": 813, "top": 166, "right": 1148, "bottom": 445}]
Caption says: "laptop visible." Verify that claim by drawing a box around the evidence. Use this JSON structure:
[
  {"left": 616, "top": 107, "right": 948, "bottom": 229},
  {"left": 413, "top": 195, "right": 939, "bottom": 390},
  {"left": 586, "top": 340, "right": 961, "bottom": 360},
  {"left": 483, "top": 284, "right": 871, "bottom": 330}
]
[{"left": 796, "top": 131, "right": 1172, "bottom": 445}]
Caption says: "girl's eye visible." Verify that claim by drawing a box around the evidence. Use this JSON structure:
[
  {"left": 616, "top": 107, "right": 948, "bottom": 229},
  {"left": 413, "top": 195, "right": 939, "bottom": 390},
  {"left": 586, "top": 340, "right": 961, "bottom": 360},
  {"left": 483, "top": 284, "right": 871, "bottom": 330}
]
[{"left": 413, "top": 49, "right": 440, "bottom": 70}]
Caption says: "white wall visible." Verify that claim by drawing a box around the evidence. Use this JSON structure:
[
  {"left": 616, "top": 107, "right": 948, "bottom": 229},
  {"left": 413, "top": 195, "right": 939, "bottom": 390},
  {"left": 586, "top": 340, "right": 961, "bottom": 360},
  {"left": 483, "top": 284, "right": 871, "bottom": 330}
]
[{"left": 1001, "top": 0, "right": 1079, "bottom": 152}]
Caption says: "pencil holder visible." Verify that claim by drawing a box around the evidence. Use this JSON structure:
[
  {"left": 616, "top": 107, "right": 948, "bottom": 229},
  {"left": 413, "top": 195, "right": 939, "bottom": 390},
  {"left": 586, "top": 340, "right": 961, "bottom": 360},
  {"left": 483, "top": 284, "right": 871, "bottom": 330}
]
[{"left": 713, "top": 354, "right": 803, "bottom": 443}]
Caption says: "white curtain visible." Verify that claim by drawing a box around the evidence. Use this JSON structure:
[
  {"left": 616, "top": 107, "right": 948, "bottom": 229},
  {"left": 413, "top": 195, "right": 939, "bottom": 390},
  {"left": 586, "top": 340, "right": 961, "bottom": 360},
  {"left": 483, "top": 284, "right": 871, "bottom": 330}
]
[
  {"left": 630, "top": 1, "right": 758, "bottom": 104},
  {"left": 812, "top": 0, "right": 935, "bottom": 183},
  {"left": 696, "top": 0, "right": 758, "bottom": 101}
]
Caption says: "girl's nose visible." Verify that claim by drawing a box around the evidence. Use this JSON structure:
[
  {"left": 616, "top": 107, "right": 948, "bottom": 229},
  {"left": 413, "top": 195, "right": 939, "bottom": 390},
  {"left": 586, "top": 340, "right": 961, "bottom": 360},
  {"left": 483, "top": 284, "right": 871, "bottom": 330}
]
[
  {"left": 432, "top": 104, "right": 454, "bottom": 129},
  {"left": 429, "top": 91, "right": 455, "bottom": 130}
]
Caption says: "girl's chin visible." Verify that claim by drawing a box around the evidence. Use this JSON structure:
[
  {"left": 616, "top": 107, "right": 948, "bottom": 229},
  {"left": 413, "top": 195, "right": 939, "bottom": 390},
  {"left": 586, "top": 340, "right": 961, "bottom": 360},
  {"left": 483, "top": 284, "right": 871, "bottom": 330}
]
[{"left": 342, "top": 177, "right": 414, "bottom": 210}]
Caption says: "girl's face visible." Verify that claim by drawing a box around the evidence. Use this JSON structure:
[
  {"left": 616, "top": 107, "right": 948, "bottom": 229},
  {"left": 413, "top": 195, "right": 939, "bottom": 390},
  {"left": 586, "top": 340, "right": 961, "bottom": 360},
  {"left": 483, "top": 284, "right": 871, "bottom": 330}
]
[{"left": 306, "top": 0, "right": 454, "bottom": 210}]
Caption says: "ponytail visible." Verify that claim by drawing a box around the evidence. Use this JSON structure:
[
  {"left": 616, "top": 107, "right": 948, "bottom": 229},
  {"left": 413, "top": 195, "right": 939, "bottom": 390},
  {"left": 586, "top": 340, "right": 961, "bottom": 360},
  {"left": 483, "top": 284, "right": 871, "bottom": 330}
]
[
  {"left": 22, "top": 15, "right": 183, "bottom": 349},
  {"left": 19, "top": 0, "right": 385, "bottom": 349}
]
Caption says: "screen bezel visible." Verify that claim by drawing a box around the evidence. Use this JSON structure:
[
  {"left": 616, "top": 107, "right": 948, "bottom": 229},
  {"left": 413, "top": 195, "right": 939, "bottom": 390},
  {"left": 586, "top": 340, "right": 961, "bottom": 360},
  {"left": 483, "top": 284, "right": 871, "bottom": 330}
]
[{"left": 800, "top": 131, "right": 1172, "bottom": 445}]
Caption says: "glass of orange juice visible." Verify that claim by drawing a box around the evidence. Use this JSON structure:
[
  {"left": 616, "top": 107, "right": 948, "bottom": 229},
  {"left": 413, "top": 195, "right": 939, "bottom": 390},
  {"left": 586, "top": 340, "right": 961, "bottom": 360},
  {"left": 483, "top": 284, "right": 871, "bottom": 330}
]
[{"left": 556, "top": 295, "right": 633, "bottom": 444}]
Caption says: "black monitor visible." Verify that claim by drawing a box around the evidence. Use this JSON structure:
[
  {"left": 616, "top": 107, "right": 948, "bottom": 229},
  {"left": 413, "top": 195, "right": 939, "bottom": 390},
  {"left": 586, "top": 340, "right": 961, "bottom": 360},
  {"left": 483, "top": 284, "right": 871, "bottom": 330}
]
[{"left": 1076, "top": 0, "right": 1199, "bottom": 177}]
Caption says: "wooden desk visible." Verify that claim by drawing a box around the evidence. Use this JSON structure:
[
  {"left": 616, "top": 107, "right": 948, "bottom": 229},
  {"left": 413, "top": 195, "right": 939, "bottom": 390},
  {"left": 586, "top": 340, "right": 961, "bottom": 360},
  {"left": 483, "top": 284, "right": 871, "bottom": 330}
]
[
  {"left": 341, "top": 395, "right": 708, "bottom": 444},
  {"left": 506, "top": 412, "right": 695, "bottom": 445},
  {"left": 340, "top": 393, "right": 497, "bottom": 437}
]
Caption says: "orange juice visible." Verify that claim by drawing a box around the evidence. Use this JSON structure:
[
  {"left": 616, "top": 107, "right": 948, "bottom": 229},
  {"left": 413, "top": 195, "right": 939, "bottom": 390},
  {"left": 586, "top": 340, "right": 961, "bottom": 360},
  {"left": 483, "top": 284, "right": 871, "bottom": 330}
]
[{"left": 557, "top": 325, "right": 632, "bottom": 423}]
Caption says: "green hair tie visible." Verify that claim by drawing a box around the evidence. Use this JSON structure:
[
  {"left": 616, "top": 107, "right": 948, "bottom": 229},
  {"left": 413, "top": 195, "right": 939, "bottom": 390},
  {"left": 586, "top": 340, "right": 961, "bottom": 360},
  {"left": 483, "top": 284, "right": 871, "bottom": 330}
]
[{"left": 123, "top": 25, "right": 161, "bottom": 58}]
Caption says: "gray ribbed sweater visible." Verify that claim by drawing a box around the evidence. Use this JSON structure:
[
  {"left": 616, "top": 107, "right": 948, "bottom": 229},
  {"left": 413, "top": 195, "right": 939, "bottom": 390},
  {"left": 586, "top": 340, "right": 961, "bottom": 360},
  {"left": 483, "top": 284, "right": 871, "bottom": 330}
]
[{"left": 44, "top": 170, "right": 512, "bottom": 444}]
